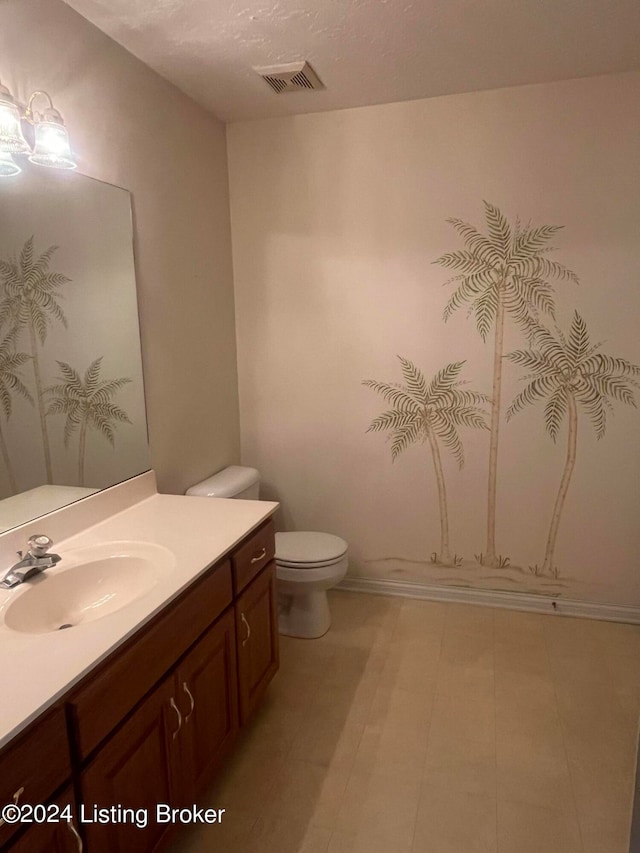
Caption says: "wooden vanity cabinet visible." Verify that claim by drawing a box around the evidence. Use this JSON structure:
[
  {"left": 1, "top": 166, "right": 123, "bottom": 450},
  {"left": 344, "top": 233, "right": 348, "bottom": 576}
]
[{"left": 1, "top": 518, "right": 278, "bottom": 853}]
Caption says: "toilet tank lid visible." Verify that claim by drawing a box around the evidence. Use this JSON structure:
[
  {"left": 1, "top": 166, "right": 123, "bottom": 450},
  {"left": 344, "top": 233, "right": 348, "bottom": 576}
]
[{"left": 186, "top": 466, "right": 259, "bottom": 498}]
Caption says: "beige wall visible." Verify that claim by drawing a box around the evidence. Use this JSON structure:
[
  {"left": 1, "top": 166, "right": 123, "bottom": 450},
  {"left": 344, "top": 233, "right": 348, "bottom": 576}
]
[
  {"left": 0, "top": 0, "right": 240, "bottom": 495},
  {"left": 228, "top": 72, "right": 640, "bottom": 607}
]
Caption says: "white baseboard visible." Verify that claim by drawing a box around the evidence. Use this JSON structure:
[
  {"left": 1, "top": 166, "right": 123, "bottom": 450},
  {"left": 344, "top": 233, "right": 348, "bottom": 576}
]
[{"left": 338, "top": 576, "right": 640, "bottom": 624}]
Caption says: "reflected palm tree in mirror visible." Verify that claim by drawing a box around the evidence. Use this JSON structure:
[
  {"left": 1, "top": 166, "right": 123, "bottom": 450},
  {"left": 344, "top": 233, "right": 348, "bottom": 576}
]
[
  {"left": 506, "top": 312, "right": 639, "bottom": 576},
  {"left": 0, "top": 236, "right": 70, "bottom": 484},
  {"left": 363, "top": 357, "right": 489, "bottom": 566},
  {"left": 45, "top": 357, "right": 132, "bottom": 487},
  {"left": 0, "top": 328, "right": 33, "bottom": 495}
]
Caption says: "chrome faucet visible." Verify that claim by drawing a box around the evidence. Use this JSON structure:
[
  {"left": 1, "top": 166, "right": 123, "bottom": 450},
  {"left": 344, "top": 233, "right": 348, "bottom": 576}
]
[{"left": 0, "top": 535, "right": 61, "bottom": 589}]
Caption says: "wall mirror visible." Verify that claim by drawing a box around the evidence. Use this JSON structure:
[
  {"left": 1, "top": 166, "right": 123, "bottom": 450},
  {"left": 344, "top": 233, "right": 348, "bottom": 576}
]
[{"left": 0, "top": 169, "right": 151, "bottom": 533}]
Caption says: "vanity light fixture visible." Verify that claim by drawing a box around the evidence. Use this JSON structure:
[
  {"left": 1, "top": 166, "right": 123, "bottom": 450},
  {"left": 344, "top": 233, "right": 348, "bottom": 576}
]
[
  {"left": 0, "top": 82, "right": 76, "bottom": 175},
  {"left": 0, "top": 150, "right": 21, "bottom": 176}
]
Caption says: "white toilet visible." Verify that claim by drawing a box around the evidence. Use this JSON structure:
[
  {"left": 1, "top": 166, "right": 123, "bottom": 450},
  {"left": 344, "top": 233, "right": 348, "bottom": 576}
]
[{"left": 186, "top": 466, "right": 348, "bottom": 639}]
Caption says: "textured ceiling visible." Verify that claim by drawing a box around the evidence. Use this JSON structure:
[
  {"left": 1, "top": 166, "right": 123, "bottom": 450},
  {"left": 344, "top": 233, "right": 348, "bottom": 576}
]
[{"left": 62, "top": 0, "right": 640, "bottom": 122}]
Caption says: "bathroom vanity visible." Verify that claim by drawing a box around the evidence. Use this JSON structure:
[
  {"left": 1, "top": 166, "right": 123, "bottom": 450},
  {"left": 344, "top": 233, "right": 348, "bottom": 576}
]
[{"left": 0, "top": 479, "right": 279, "bottom": 852}]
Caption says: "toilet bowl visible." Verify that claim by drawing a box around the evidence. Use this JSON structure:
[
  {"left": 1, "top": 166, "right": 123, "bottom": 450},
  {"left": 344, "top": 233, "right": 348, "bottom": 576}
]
[
  {"left": 186, "top": 468, "right": 348, "bottom": 639},
  {"left": 276, "top": 531, "right": 348, "bottom": 639}
]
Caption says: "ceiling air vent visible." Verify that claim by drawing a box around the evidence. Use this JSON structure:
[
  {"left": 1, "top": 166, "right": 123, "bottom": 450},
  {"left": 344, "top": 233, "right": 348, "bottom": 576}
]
[{"left": 254, "top": 61, "right": 324, "bottom": 94}]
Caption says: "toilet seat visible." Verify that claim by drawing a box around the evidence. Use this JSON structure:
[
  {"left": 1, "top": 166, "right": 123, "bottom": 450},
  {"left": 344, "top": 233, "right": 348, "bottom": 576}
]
[{"left": 275, "top": 531, "right": 347, "bottom": 569}]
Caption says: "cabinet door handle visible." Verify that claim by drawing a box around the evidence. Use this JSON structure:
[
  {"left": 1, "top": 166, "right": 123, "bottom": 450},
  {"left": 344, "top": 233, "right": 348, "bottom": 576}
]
[
  {"left": 250, "top": 547, "right": 267, "bottom": 564},
  {"left": 169, "top": 697, "right": 183, "bottom": 740},
  {"left": 67, "top": 818, "right": 84, "bottom": 851},
  {"left": 241, "top": 612, "right": 251, "bottom": 646},
  {"left": 182, "top": 681, "right": 195, "bottom": 722},
  {"left": 0, "top": 786, "right": 24, "bottom": 826}
]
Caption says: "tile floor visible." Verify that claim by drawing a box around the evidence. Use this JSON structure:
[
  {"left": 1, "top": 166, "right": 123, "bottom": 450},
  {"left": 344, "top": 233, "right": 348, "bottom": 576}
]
[{"left": 169, "top": 591, "right": 640, "bottom": 853}]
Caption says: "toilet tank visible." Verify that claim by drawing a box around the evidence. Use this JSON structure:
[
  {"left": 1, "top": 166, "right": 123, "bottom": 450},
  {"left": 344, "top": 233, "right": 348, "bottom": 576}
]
[{"left": 186, "top": 466, "right": 260, "bottom": 500}]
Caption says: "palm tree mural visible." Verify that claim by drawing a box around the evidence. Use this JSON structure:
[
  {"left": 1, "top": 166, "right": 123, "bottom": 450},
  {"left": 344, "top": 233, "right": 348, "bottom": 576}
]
[
  {"left": 0, "top": 236, "right": 70, "bottom": 484},
  {"left": 45, "top": 357, "right": 132, "bottom": 487},
  {"left": 363, "top": 357, "right": 489, "bottom": 565},
  {"left": 0, "top": 329, "right": 33, "bottom": 495},
  {"left": 433, "top": 201, "right": 579, "bottom": 566},
  {"left": 506, "top": 312, "right": 639, "bottom": 576}
]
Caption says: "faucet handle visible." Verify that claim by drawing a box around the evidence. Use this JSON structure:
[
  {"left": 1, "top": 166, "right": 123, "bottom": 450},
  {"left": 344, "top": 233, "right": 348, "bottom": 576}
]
[{"left": 27, "top": 534, "right": 54, "bottom": 557}]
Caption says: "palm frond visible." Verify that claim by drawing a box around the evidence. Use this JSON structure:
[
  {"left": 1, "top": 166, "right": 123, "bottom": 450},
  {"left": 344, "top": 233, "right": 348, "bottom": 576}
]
[
  {"left": 390, "top": 420, "right": 424, "bottom": 460},
  {"left": 432, "top": 250, "right": 492, "bottom": 275},
  {"left": 84, "top": 357, "right": 104, "bottom": 392},
  {"left": 362, "top": 380, "right": 418, "bottom": 411},
  {"left": 581, "top": 352, "right": 640, "bottom": 379},
  {"left": 567, "top": 312, "right": 590, "bottom": 366},
  {"left": 507, "top": 276, "right": 555, "bottom": 320},
  {"left": 506, "top": 375, "right": 560, "bottom": 419},
  {"left": 438, "top": 405, "right": 489, "bottom": 431},
  {"left": 397, "top": 356, "right": 429, "bottom": 406},
  {"left": 514, "top": 224, "right": 563, "bottom": 256},
  {"left": 528, "top": 323, "right": 572, "bottom": 373},
  {"left": 445, "top": 386, "right": 491, "bottom": 406},
  {"left": 445, "top": 218, "right": 502, "bottom": 265},
  {"left": 506, "top": 349, "right": 555, "bottom": 376},
  {"left": 425, "top": 362, "right": 465, "bottom": 402},
  {"left": 442, "top": 273, "right": 487, "bottom": 321},
  {"left": 366, "top": 409, "right": 421, "bottom": 433},
  {"left": 473, "top": 282, "right": 500, "bottom": 341},
  {"left": 586, "top": 374, "right": 637, "bottom": 407},
  {"left": 19, "top": 236, "right": 34, "bottom": 276},
  {"left": 483, "top": 201, "right": 511, "bottom": 257},
  {"left": 91, "top": 378, "right": 132, "bottom": 404},
  {"left": 543, "top": 386, "right": 569, "bottom": 441},
  {"left": 430, "top": 414, "right": 464, "bottom": 468}
]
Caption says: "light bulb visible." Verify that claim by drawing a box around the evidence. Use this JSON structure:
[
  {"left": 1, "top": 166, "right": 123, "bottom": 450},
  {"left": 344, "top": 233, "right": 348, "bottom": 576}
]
[
  {"left": 0, "top": 92, "right": 29, "bottom": 154},
  {"left": 28, "top": 120, "right": 76, "bottom": 170}
]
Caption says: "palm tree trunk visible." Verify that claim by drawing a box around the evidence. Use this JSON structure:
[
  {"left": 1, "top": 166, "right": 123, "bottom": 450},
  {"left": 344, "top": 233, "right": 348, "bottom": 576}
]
[
  {"left": 542, "top": 393, "right": 577, "bottom": 576},
  {"left": 486, "top": 286, "right": 505, "bottom": 565},
  {"left": 28, "top": 322, "right": 53, "bottom": 485},
  {"left": 426, "top": 425, "right": 452, "bottom": 564},
  {"left": 0, "top": 422, "right": 17, "bottom": 495},
  {"left": 78, "top": 416, "right": 88, "bottom": 487}
]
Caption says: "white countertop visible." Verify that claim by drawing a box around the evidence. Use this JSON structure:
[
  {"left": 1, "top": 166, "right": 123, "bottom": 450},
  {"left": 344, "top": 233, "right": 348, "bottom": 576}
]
[{"left": 0, "top": 492, "right": 278, "bottom": 749}]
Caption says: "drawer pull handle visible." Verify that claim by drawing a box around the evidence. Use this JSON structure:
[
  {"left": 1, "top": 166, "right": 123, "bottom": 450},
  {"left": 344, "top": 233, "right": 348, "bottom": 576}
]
[
  {"left": 250, "top": 547, "right": 267, "bottom": 564},
  {"left": 0, "top": 786, "right": 24, "bottom": 827},
  {"left": 169, "top": 697, "right": 183, "bottom": 740},
  {"left": 183, "top": 681, "right": 195, "bottom": 722},
  {"left": 241, "top": 612, "right": 251, "bottom": 646},
  {"left": 67, "top": 818, "right": 83, "bottom": 851}
]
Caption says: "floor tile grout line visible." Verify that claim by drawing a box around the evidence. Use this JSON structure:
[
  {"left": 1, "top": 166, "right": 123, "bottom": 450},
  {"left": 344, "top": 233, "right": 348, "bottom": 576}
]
[
  {"left": 541, "top": 618, "right": 586, "bottom": 852},
  {"left": 409, "top": 599, "right": 447, "bottom": 852},
  {"left": 491, "top": 608, "right": 500, "bottom": 853}
]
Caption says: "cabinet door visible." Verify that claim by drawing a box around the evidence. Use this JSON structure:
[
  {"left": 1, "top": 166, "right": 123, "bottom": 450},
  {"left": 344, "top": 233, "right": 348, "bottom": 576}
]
[
  {"left": 175, "top": 607, "right": 239, "bottom": 802},
  {"left": 235, "top": 561, "right": 279, "bottom": 723},
  {"left": 6, "top": 785, "right": 81, "bottom": 853},
  {"left": 79, "top": 678, "right": 178, "bottom": 853},
  {"left": 0, "top": 705, "right": 71, "bottom": 850}
]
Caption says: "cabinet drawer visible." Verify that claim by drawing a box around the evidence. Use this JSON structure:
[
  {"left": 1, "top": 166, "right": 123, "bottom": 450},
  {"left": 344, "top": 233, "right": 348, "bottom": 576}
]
[
  {"left": 232, "top": 519, "right": 275, "bottom": 594},
  {"left": 69, "top": 560, "right": 233, "bottom": 760},
  {"left": 0, "top": 706, "right": 71, "bottom": 849}
]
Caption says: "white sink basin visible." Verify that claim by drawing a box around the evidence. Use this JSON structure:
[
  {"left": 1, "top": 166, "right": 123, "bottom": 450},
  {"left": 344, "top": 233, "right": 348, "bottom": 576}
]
[{"left": 2, "top": 542, "right": 175, "bottom": 634}]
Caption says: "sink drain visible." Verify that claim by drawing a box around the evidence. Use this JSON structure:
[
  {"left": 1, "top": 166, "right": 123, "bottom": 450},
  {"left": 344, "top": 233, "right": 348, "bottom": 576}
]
[{"left": 57, "top": 623, "right": 73, "bottom": 630}]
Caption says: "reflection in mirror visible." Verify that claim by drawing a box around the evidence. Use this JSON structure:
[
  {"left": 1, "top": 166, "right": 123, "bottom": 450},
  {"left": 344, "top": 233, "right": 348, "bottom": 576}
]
[{"left": 0, "top": 169, "right": 151, "bottom": 532}]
